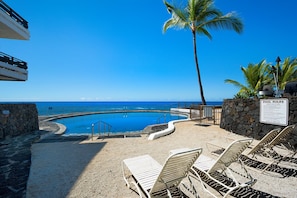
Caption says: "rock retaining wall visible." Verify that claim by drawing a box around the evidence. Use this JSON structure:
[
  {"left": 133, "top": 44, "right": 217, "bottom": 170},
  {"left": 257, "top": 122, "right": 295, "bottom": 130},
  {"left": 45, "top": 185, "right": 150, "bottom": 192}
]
[
  {"left": 220, "top": 97, "right": 297, "bottom": 141},
  {"left": 0, "top": 104, "right": 39, "bottom": 139}
]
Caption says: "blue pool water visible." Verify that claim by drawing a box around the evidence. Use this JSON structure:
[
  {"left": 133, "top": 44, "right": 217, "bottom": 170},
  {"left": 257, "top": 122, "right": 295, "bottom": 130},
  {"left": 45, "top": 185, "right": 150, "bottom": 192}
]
[
  {"left": 26, "top": 101, "right": 222, "bottom": 135},
  {"left": 55, "top": 112, "right": 187, "bottom": 135}
]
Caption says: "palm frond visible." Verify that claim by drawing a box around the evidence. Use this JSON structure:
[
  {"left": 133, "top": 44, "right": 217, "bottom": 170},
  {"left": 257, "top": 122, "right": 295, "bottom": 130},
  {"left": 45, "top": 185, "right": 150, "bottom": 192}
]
[
  {"left": 226, "top": 60, "right": 270, "bottom": 98},
  {"left": 196, "top": 27, "right": 212, "bottom": 39},
  {"left": 224, "top": 79, "right": 245, "bottom": 89},
  {"left": 163, "top": 0, "right": 189, "bottom": 33},
  {"left": 201, "top": 13, "right": 243, "bottom": 34},
  {"left": 277, "top": 57, "right": 297, "bottom": 89}
]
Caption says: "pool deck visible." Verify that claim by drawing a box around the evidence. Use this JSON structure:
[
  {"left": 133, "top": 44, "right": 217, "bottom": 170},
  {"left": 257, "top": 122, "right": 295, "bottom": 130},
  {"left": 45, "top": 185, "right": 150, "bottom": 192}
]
[{"left": 25, "top": 120, "right": 297, "bottom": 198}]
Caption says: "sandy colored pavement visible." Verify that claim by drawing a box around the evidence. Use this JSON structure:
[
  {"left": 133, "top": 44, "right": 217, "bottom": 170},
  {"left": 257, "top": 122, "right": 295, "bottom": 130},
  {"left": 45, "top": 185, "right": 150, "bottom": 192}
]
[{"left": 26, "top": 121, "right": 297, "bottom": 198}]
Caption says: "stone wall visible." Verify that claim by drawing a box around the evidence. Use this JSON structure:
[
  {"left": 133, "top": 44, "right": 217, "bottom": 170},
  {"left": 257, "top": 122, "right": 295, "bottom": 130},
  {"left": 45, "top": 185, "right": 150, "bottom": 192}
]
[
  {"left": 220, "top": 97, "right": 297, "bottom": 141},
  {"left": 0, "top": 104, "right": 39, "bottom": 139}
]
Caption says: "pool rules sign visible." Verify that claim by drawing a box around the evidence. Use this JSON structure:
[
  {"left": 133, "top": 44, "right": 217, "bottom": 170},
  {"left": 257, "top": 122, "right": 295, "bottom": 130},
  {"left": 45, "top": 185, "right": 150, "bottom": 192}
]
[{"left": 260, "top": 98, "right": 289, "bottom": 126}]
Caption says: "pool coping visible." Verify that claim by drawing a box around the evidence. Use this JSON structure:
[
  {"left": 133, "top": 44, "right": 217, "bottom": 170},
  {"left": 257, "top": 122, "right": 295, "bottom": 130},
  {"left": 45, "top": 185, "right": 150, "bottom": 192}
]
[{"left": 147, "top": 118, "right": 190, "bottom": 140}]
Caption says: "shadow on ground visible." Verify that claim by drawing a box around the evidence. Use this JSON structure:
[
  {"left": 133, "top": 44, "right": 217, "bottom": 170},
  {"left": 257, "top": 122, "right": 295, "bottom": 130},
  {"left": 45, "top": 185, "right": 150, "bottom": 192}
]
[
  {"left": 211, "top": 149, "right": 297, "bottom": 178},
  {"left": 26, "top": 135, "right": 106, "bottom": 198}
]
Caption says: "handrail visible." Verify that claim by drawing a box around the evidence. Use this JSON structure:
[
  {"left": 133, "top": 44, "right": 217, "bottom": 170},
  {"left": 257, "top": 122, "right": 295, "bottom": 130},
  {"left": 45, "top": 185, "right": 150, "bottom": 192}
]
[
  {"left": 156, "top": 114, "right": 167, "bottom": 124},
  {"left": 0, "top": 1, "right": 28, "bottom": 29},
  {"left": 0, "top": 52, "right": 27, "bottom": 69},
  {"left": 91, "top": 120, "right": 112, "bottom": 140}
]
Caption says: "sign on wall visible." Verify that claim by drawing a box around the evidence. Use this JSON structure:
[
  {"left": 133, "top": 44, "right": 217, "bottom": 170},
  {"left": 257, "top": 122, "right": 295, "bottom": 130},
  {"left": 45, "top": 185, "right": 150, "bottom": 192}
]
[{"left": 260, "top": 98, "right": 289, "bottom": 126}]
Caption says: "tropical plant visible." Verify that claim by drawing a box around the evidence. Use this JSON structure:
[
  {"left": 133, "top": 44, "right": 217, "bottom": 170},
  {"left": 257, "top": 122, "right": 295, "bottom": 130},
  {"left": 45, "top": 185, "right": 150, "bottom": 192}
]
[
  {"left": 163, "top": 0, "right": 243, "bottom": 105},
  {"left": 225, "top": 60, "right": 270, "bottom": 98},
  {"left": 267, "top": 57, "right": 297, "bottom": 90},
  {"left": 233, "top": 92, "right": 250, "bottom": 99}
]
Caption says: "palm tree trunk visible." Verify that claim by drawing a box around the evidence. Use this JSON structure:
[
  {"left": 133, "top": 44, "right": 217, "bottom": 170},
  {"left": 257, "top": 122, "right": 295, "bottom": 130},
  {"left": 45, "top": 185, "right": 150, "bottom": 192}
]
[{"left": 192, "top": 31, "right": 206, "bottom": 105}]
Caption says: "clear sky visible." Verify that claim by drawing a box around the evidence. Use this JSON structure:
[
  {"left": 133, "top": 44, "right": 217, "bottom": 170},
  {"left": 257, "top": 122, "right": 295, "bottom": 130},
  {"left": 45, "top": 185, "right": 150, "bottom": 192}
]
[{"left": 1, "top": 0, "right": 296, "bottom": 102}]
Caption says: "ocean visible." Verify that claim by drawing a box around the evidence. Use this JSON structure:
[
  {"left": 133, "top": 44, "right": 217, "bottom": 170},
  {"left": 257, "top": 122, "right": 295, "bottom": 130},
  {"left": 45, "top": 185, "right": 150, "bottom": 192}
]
[{"left": 34, "top": 101, "right": 223, "bottom": 116}]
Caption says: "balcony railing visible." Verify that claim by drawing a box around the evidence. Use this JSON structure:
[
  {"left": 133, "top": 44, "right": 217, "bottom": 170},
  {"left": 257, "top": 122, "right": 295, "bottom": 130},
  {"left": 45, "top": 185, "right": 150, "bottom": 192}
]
[
  {"left": 0, "top": 1, "right": 28, "bottom": 29},
  {"left": 0, "top": 52, "right": 27, "bottom": 70}
]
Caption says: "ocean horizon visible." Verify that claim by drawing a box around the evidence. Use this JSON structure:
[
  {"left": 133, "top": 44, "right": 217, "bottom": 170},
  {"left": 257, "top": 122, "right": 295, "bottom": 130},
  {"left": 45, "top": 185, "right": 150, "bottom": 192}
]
[
  {"left": 32, "top": 101, "right": 223, "bottom": 116},
  {"left": 0, "top": 101, "right": 223, "bottom": 116}
]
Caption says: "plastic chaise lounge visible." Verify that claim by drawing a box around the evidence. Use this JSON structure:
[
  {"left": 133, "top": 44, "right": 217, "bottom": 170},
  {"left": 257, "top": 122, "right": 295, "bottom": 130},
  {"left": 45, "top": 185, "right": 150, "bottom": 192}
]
[
  {"left": 246, "top": 128, "right": 281, "bottom": 157},
  {"left": 207, "top": 128, "right": 280, "bottom": 158},
  {"left": 122, "top": 148, "right": 202, "bottom": 198},
  {"left": 266, "top": 124, "right": 296, "bottom": 151},
  {"left": 248, "top": 124, "right": 296, "bottom": 172},
  {"left": 188, "top": 138, "right": 256, "bottom": 198}
]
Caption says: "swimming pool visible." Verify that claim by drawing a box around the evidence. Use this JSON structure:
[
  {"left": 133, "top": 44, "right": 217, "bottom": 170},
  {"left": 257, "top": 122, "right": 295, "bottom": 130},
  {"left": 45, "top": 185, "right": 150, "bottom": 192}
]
[{"left": 55, "top": 111, "right": 187, "bottom": 135}]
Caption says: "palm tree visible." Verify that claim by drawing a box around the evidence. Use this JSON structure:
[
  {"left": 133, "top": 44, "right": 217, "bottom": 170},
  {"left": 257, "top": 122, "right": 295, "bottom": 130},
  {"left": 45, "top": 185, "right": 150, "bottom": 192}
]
[
  {"left": 225, "top": 60, "right": 270, "bottom": 98},
  {"left": 163, "top": 0, "right": 243, "bottom": 105},
  {"left": 268, "top": 57, "right": 297, "bottom": 90}
]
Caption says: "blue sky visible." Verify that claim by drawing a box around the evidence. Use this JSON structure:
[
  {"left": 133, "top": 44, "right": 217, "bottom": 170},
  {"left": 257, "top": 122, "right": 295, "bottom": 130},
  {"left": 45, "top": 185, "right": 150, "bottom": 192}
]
[{"left": 1, "top": 0, "right": 296, "bottom": 102}]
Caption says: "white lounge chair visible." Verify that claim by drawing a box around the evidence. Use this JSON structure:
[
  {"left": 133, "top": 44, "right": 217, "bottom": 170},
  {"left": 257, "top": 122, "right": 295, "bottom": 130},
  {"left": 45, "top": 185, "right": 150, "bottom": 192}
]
[
  {"left": 122, "top": 148, "right": 202, "bottom": 198},
  {"left": 188, "top": 139, "right": 256, "bottom": 198},
  {"left": 266, "top": 125, "right": 296, "bottom": 150},
  {"left": 246, "top": 128, "right": 281, "bottom": 157},
  {"left": 250, "top": 125, "right": 296, "bottom": 172}
]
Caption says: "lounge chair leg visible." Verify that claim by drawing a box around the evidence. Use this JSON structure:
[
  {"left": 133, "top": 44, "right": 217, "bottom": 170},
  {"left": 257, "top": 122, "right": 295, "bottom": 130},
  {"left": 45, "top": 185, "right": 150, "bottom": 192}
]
[
  {"left": 131, "top": 181, "right": 144, "bottom": 198},
  {"left": 189, "top": 171, "right": 218, "bottom": 198},
  {"left": 185, "top": 177, "right": 199, "bottom": 198},
  {"left": 166, "top": 189, "right": 172, "bottom": 198}
]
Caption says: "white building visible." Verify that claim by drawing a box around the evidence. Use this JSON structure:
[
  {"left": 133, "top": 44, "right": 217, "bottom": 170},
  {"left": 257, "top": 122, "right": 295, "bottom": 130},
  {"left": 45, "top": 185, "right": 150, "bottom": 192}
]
[{"left": 0, "top": 1, "right": 30, "bottom": 81}]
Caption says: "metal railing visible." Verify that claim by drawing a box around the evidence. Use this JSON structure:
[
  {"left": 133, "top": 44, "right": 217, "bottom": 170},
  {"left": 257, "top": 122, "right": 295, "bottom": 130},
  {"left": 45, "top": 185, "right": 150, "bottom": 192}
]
[
  {"left": 91, "top": 120, "right": 112, "bottom": 140},
  {"left": 0, "top": 52, "right": 27, "bottom": 69},
  {"left": 0, "top": 1, "right": 28, "bottom": 29},
  {"left": 156, "top": 114, "right": 167, "bottom": 124},
  {"left": 190, "top": 105, "right": 222, "bottom": 125}
]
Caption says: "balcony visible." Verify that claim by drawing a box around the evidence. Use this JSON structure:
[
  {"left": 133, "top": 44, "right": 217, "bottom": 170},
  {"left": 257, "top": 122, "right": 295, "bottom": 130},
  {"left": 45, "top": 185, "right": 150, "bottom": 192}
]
[
  {"left": 0, "top": 1, "right": 30, "bottom": 40},
  {"left": 0, "top": 52, "right": 28, "bottom": 81}
]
